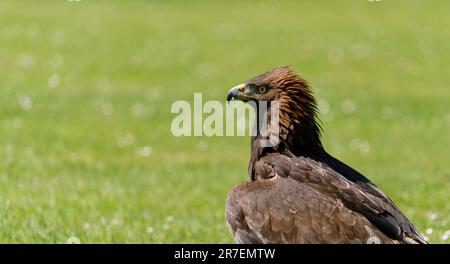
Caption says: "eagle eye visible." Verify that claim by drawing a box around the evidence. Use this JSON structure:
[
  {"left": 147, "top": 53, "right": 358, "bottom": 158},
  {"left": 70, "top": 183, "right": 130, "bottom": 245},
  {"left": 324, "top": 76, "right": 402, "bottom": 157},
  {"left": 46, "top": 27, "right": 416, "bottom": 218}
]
[{"left": 258, "top": 85, "right": 267, "bottom": 93}]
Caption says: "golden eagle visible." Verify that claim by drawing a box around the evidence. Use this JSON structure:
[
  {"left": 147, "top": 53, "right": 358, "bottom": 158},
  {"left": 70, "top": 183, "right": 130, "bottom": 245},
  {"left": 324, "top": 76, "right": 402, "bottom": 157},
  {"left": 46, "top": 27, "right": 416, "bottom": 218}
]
[{"left": 225, "top": 66, "right": 426, "bottom": 244}]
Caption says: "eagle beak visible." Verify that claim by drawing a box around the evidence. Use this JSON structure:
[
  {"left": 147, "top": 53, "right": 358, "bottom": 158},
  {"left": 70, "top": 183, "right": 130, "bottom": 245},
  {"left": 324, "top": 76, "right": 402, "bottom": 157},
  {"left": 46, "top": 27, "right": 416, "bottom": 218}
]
[{"left": 226, "top": 83, "right": 246, "bottom": 102}]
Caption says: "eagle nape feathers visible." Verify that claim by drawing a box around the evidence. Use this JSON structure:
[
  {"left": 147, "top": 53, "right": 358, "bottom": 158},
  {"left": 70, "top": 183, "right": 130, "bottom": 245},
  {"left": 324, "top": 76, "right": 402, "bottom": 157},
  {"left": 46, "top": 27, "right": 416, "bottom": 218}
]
[{"left": 225, "top": 66, "right": 426, "bottom": 244}]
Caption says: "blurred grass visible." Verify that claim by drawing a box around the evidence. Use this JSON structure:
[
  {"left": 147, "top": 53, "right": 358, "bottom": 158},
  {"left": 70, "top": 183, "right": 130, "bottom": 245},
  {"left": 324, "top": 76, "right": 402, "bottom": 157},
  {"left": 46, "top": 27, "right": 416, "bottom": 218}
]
[{"left": 0, "top": 0, "right": 449, "bottom": 243}]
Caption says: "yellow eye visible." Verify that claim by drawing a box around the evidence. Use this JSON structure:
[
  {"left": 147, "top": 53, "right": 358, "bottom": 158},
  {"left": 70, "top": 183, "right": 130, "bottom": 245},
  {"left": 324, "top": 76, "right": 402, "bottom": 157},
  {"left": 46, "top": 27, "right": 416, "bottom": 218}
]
[{"left": 259, "top": 86, "right": 267, "bottom": 93}]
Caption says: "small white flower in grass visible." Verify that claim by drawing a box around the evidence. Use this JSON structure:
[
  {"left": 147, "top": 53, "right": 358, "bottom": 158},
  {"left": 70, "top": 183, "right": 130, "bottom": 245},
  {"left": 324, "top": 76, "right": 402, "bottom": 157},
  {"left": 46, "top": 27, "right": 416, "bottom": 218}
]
[
  {"left": 197, "top": 141, "right": 208, "bottom": 152},
  {"left": 132, "top": 103, "right": 146, "bottom": 117},
  {"left": 18, "top": 96, "right": 32, "bottom": 111},
  {"left": 66, "top": 237, "right": 81, "bottom": 244},
  {"left": 5, "top": 145, "right": 14, "bottom": 156},
  {"left": 137, "top": 146, "right": 153, "bottom": 157},
  {"left": 49, "top": 30, "right": 64, "bottom": 46},
  {"left": 17, "top": 54, "right": 35, "bottom": 69},
  {"left": 426, "top": 211, "right": 438, "bottom": 221},
  {"left": 195, "top": 63, "right": 216, "bottom": 78},
  {"left": 166, "top": 216, "right": 174, "bottom": 223},
  {"left": 48, "top": 73, "right": 60, "bottom": 89},
  {"left": 162, "top": 224, "right": 170, "bottom": 230},
  {"left": 97, "top": 77, "right": 111, "bottom": 92},
  {"left": 117, "top": 134, "right": 135, "bottom": 148},
  {"left": 146, "top": 226, "right": 154, "bottom": 234},
  {"left": 318, "top": 99, "right": 330, "bottom": 115},
  {"left": 83, "top": 223, "right": 91, "bottom": 230},
  {"left": 351, "top": 43, "right": 370, "bottom": 59},
  {"left": 359, "top": 141, "right": 371, "bottom": 154},
  {"left": 425, "top": 228, "right": 433, "bottom": 235},
  {"left": 145, "top": 87, "right": 162, "bottom": 101},
  {"left": 440, "top": 230, "right": 450, "bottom": 241},
  {"left": 341, "top": 99, "right": 356, "bottom": 113},
  {"left": 9, "top": 118, "right": 22, "bottom": 129},
  {"left": 350, "top": 138, "right": 371, "bottom": 154},
  {"left": 101, "top": 102, "right": 113, "bottom": 116},
  {"left": 111, "top": 219, "right": 121, "bottom": 226}
]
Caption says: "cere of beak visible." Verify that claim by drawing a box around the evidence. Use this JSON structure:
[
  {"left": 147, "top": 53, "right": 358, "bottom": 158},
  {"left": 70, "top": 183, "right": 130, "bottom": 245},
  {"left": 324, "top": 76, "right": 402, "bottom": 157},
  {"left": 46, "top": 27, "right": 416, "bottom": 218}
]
[{"left": 226, "top": 83, "right": 245, "bottom": 102}]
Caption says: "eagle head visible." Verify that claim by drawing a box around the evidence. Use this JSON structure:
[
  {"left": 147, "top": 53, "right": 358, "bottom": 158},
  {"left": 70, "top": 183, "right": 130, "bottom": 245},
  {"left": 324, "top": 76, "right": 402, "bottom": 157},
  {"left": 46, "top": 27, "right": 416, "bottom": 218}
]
[{"left": 227, "top": 66, "right": 323, "bottom": 154}]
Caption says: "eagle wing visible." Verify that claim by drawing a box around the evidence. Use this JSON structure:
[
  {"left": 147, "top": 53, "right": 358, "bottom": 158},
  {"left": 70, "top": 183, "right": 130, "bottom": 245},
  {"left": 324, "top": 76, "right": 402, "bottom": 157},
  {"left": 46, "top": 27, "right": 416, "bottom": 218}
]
[
  {"left": 225, "top": 152, "right": 426, "bottom": 244},
  {"left": 226, "top": 176, "right": 397, "bottom": 243}
]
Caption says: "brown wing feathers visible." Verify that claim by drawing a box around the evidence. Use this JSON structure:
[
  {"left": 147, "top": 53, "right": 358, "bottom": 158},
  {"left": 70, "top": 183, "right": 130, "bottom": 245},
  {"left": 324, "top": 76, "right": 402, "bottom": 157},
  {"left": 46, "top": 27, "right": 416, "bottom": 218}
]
[{"left": 225, "top": 67, "right": 426, "bottom": 244}]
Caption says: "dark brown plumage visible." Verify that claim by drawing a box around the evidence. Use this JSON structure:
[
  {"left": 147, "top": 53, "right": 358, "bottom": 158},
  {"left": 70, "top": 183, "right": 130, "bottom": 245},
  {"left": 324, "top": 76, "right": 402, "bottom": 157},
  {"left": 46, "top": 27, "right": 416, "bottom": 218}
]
[{"left": 225, "top": 66, "right": 426, "bottom": 244}]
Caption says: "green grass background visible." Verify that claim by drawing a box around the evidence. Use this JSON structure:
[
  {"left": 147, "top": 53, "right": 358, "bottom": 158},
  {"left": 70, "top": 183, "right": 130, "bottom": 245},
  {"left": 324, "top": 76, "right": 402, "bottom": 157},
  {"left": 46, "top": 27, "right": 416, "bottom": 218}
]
[{"left": 0, "top": 0, "right": 449, "bottom": 243}]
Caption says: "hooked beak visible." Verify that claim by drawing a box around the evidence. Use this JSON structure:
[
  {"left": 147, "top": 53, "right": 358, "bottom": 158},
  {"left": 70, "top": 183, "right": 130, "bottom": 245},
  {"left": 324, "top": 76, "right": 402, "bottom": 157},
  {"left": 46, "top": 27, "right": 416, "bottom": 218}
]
[
  {"left": 226, "top": 83, "right": 256, "bottom": 102},
  {"left": 226, "top": 83, "right": 245, "bottom": 102}
]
